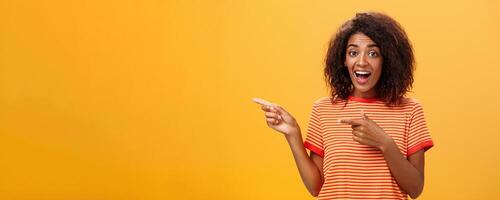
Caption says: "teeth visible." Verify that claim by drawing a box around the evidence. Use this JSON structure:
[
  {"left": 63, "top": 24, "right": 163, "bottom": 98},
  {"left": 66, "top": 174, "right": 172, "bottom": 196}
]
[
  {"left": 354, "top": 70, "right": 371, "bottom": 78},
  {"left": 355, "top": 71, "right": 371, "bottom": 75}
]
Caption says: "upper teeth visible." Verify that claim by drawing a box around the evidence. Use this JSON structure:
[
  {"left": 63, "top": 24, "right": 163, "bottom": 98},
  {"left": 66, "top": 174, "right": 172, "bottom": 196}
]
[{"left": 355, "top": 71, "right": 370, "bottom": 75}]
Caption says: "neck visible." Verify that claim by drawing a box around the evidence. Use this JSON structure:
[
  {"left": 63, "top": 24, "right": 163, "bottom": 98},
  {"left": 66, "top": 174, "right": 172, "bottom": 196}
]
[{"left": 351, "top": 90, "right": 377, "bottom": 98}]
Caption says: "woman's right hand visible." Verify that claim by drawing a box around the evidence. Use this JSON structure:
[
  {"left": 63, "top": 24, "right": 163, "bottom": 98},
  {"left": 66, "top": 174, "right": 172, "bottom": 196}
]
[{"left": 253, "top": 98, "right": 300, "bottom": 137}]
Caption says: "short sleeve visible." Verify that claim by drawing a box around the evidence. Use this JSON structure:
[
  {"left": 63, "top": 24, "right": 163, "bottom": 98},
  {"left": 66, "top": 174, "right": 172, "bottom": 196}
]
[
  {"left": 303, "top": 101, "right": 324, "bottom": 158},
  {"left": 407, "top": 102, "right": 434, "bottom": 156}
]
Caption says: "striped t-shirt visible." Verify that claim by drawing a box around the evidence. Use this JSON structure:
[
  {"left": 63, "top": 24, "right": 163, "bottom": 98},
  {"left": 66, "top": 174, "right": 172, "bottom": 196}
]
[{"left": 304, "top": 96, "right": 434, "bottom": 199}]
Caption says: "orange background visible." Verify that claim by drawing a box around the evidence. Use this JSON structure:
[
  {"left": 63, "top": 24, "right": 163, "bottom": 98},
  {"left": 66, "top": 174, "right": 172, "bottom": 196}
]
[{"left": 1, "top": 1, "right": 499, "bottom": 199}]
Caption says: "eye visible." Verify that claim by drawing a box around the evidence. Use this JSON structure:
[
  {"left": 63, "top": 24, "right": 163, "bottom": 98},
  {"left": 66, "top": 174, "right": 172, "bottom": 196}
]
[
  {"left": 368, "top": 51, "right": 379, "bottom": 57},
  {"left": 348, "top": 50, "right": 358, "bottom": 57}
]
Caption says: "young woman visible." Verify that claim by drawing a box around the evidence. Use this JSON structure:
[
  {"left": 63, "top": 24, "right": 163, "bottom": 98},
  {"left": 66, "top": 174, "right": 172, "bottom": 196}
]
[{"left": 253, "top": 12, "right": 433, "bottom": 199}]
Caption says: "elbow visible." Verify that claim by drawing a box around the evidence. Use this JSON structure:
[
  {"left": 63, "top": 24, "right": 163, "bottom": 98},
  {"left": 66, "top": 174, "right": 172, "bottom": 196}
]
[
  {"left": 307, "top": 184, "right": 323, "bottom": 197},
  {"left": 408, "top": 184, "right": 424, "bottom": 199},
  {"left": 307, "top": 184, "right": 322, "bottom": 197},
  {"left": 309, "top": 190, "right": 320, "bottom": 197},
  {"left": 409, "top": 192, "right": 422, "bottom": 199}
]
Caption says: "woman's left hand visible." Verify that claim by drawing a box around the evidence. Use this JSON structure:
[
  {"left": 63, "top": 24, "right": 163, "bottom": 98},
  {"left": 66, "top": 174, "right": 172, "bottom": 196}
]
[{"left": 339, "top": 111, "right": 395, "bottom": 152}]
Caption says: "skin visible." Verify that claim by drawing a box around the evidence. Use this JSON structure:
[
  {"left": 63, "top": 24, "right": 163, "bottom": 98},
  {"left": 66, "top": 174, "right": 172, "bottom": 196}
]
[
  {"left": 252, "top": 98, "right": 323, "bottom": 196},
  {"left": 344, "top": 33, "right": 383, "bottom": 98},
  {"left": 252, "top": 33, "right": 426, "bottom": 199}
]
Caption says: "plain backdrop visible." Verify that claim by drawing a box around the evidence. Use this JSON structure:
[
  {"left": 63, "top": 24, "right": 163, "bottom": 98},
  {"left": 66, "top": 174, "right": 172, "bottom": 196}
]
[{"left": 1, "top": 1, "right": 499, "bottom": 199}]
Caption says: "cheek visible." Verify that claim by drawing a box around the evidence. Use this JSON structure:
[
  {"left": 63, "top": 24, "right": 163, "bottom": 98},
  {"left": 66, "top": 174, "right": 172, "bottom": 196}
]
[
  {"left": 345, "top": 56, "right": 355, "bottom": 66},
  {"left": 371, "top": 60, "right": 383, "bottom": 76},
  {"left": 345, "top": 59, "right": 355, "bottom": 71}
]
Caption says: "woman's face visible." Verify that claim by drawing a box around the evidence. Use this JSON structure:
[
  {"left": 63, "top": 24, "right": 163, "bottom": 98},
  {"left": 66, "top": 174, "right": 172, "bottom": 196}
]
[{"left": 344, "top": 32, "right": 383, "bottom": 98}]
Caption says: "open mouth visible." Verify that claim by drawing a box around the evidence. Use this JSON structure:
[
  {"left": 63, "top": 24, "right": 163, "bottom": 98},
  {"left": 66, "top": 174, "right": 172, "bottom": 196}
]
[
  {"left": 354, "top": 70, "right": 371, "bottom": 78},
  {"left": 353, "top": 70, "right": 371, "bottom": 84}
]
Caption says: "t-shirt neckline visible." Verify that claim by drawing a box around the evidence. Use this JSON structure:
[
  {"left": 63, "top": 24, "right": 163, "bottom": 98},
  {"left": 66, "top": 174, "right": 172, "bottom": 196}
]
[{"left": 348, "top": 95, "right": 381, "bottom": 103}]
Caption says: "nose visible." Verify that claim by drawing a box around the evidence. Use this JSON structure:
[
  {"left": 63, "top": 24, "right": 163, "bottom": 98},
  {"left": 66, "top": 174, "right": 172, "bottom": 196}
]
[{"left": 356, "top": 53, "right": 368, "bottom": 67}]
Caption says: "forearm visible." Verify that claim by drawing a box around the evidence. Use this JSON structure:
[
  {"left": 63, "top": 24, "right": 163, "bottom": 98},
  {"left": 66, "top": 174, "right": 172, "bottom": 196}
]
[
  {"left": 381, "top": 141, "right": 423, "bottom": 198},
  {"left": 285, "top": 130, "right": 323, "bottom": 196}
]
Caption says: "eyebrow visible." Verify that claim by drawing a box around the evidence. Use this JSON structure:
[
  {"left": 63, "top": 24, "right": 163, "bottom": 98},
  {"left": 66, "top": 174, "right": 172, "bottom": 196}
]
[{"left": 347, "top": 44, "right": 379, "bottom": 48}]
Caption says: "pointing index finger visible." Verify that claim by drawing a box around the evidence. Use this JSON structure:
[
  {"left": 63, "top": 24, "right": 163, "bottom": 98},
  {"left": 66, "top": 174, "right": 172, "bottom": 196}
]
[
  {"left": 338, "top": 118, "right": 363, "bottom": 126},
  {"left": 252, "top": 97, "right": 275, "bottom": 106}
]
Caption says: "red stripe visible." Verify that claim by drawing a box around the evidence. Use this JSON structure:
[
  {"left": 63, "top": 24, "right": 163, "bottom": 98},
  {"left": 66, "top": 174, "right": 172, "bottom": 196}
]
[
  {"left": 303, "top": 97, "right": 432, "bottom": 199},
  {"left": 407, "top": 140, "right": 434, "bottom": 156},
  {"left": 304, "top": 141, "right": 324, "bottom": 157}
]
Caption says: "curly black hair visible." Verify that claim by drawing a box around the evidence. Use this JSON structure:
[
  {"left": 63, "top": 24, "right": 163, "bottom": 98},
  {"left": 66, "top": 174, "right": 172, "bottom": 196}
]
[{"left": 324, "top": 12, "right": 415, "bottom": 106}]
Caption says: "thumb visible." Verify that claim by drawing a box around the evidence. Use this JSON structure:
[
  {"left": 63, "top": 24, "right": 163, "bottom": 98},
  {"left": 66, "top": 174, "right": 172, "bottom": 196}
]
[
  {"left": 361, "top": 110, "right": 369, "bottom": 121},
  {"left": 274, "top": 105, "right": 289, "bottom": 116}
]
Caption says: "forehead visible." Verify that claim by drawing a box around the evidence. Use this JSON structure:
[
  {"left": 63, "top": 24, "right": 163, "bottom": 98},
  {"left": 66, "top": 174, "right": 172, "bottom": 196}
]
[{"left": 347, "top": 33, "right": 378, "bottom": 47}]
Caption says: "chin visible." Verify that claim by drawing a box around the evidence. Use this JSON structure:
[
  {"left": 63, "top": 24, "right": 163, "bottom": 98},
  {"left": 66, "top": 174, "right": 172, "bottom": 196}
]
[
  {"left": 358, "top": 87, "right": 373, "bottom": 92},
  {"left": 352, "top": 85, "right": 375, "bottom": 94},
  {"left": 351, "top": 84, "right": 366, "bottom": 91}
]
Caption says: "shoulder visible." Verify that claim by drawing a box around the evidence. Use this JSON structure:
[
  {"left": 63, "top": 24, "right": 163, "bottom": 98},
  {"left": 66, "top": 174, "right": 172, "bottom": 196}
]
[
  {"left": 400, "top": 97, "right": 427, "bottom": 115},
  {"left": 400, "top": 97, "right": 424, "bottom": 108},
  {"left": 310, "top": 96, "right": 347, "bottom": 114},
  {"left": 308, "top": 97, "right": 330, "bottom": 113},
  {"left": 312, "top": 96, "right": 340, "bottom": 109},
  {"left": 313, "top": 96, "right": 332, "bottom": 105}
]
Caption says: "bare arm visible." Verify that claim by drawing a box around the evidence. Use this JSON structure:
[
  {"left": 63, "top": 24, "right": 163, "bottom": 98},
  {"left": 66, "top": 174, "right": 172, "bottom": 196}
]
[
  {"left": 285, "top": 130, "right": 324, "bottom": 197},
  {"left": 252, "top": 98, "right": 323, "bottom": 196},
  {"left": 381, "top": 144, "right": 425, "bottom": 199},
  {"left": 340, "top": 112, "right": 426, "bottom": 199}
]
